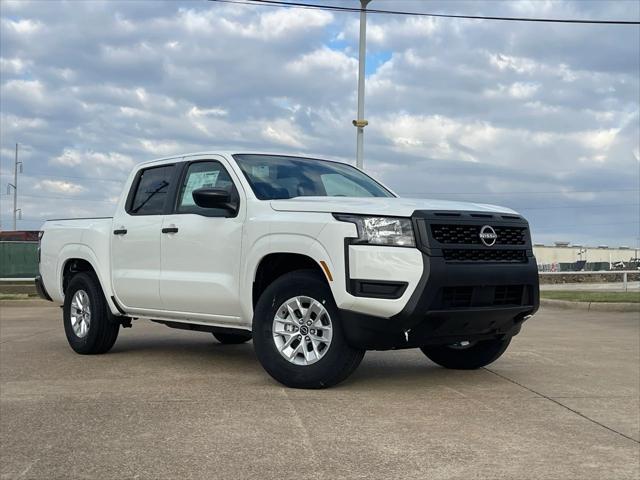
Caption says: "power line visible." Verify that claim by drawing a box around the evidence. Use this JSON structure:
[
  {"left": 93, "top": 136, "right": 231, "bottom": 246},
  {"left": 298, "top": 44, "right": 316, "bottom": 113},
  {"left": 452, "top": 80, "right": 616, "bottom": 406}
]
[{"left": 210, "top": 0, "right": 640, "bottom": 25}]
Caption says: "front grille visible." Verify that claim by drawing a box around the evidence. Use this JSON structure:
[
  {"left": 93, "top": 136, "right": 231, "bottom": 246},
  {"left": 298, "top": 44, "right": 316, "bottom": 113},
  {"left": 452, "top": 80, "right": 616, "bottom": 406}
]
[
  {"left": 441, "top": 285, "right": 527, "bottom": 308},
  {"left": 494, "top": 285, "right": 524, "bottom": 305},
  {"left": 443, "top": 249, "right": 527, "bottom": 263},
  {"left": 431, "top": 224, "right": 527, "bottom": 246},
  {"left": 431, "top": 224, "right": 481, "bottom": 245}
]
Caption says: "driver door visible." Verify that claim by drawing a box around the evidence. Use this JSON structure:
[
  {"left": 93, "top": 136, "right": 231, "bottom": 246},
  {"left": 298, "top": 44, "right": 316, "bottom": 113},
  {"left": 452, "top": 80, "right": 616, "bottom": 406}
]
[{"left": 159, "top": 159, "right": 244, "bottom": 321}]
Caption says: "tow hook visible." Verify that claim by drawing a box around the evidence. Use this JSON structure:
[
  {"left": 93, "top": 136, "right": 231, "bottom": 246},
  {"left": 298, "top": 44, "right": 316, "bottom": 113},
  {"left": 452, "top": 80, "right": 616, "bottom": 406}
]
[{"left": 404, "top": 329, "right": 411, "bottom": 342}]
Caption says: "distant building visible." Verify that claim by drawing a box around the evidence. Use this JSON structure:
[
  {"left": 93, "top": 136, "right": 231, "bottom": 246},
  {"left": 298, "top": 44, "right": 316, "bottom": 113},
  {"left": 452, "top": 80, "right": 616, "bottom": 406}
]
[{"left": 534, "top": 243, "right": 639, "bottom": 272}]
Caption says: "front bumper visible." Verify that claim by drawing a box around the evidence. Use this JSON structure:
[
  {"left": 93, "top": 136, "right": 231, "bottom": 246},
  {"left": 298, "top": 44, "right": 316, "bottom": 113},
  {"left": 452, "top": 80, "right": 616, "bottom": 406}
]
[
  {"left": 341, "top": 254, "right": 539, "bottom": 349},
  {"left": 340, "top": 210, "right": 539, "bottom": 350}
]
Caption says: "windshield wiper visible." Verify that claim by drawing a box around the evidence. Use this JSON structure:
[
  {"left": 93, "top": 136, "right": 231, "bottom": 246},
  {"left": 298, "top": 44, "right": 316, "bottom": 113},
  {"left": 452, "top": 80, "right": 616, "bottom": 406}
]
[{"left": 131, "top": 180, "right": 169, "bottom": 213}]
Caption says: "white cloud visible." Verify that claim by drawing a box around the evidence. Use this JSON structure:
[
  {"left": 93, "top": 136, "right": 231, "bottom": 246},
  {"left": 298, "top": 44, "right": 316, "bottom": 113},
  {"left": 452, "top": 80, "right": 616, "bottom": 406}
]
[
  {"left": 287, "top": 47, "right": 357, "bottom": 79},
  {"left": 376, "top": 114, "right": 503, "bottom": 162},
  {"left": 1, "top": 114, "right": 47, "bottom": 129},
  {"left": 188, "top": 106, "right": 228, "bottom": 118},
  {"left": 576, "top": 128, "right": 620, "bottom": 151},
  {"left": 485, "top": 82, "right": 540, "bottom": 99},
  {"left": 2, "top": 18, "right": 42, "bottom": 34},
  {"left": 139, "top": 140, "right": 183, "bottom": 156},
  {"left": 53, "top": 149, "right": 133, "bottom": 169},
  {"left": 489, "top": 53, "right": 538, "bottom": 74},
  {"left": 38, "top": 179, "right": 84, "bottom": 194},
  {"left": 0, "top": 57, "right": 29, "bottom": 74},
  {"left": 508, "top": 82, "right": 540, "bottom": 99},
  {"left": 180, "top": 7, "right": 332, "bottom": 40},
  {"left": 2, "top": 79, "right": 45, "bottom": 101},
  {"left": 261, "top": 119, "right": 307, "bottom": 149}
]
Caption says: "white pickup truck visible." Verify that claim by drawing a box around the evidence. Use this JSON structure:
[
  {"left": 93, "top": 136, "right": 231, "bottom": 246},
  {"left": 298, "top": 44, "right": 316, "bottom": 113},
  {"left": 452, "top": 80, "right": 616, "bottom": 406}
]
[{"left": 37, "top": 152, "right": 539, "bottom": 388}]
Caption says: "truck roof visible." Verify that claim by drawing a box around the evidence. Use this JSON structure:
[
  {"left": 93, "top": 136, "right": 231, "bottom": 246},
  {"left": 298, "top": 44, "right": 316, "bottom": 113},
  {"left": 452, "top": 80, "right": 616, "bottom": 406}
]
[{"left": 135, "top": 151, "right": 351, "bottom": 168}]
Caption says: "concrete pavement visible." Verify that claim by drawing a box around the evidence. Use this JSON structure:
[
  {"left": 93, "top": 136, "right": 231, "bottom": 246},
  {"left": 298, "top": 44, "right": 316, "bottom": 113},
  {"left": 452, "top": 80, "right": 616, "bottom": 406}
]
[{"left": 1, "top": 301, "right": 638, "bottom": 479}]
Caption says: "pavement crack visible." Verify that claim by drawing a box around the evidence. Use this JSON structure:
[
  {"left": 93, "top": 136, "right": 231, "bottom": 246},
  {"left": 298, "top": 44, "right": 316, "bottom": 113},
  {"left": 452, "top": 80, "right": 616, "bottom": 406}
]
[
  {"left": 484, "top": 367, "right": 639, "bottom": 444},
  {"left": 281, "top": 388, "right": 322, "bottom": 479}
]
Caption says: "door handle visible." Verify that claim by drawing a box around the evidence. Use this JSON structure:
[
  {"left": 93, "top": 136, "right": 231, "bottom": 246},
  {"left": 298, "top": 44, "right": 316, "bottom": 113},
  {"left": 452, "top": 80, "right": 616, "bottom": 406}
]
[
  {"left": 162, "top": 226, "right": 179, "bottom": 234},
  {"left": 113, "top": 228, "right": 127, "bottom": 235}
]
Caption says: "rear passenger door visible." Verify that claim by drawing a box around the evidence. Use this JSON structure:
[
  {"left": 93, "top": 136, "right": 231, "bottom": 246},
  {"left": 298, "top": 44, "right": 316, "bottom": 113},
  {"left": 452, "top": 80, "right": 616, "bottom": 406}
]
[{"left": 111, "top": 163, "right": 176, "bottom": 312}]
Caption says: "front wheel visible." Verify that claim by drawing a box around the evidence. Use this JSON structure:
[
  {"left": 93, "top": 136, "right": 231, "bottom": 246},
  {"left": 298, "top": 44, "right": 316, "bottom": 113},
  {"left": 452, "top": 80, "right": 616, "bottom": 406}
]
[
  {"left": 252, "top": 270, "right": 365, "bottom": 389},
  {"left": 420, "top": 337, "right": 511, "bottom": 370}
]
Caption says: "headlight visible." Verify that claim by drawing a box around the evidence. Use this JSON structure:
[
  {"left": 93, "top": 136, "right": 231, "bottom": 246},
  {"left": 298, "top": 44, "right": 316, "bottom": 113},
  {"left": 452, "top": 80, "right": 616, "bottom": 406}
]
[{"left": 334, "top": 214, "right": 415, "bottom": 247}]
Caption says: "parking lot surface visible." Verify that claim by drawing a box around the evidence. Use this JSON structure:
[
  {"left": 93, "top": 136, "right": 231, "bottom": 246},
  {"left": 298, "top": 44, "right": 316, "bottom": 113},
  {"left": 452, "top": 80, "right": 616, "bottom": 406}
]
[{"left": 1, "top": 301, "right": 638, "bottom": 480}]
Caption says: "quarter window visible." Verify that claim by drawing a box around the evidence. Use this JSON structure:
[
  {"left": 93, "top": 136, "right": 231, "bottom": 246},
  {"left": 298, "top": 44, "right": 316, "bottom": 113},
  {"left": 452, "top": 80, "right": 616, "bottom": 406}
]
[{"left": 129, "top": 165, "right": 174, "bottom": 215}]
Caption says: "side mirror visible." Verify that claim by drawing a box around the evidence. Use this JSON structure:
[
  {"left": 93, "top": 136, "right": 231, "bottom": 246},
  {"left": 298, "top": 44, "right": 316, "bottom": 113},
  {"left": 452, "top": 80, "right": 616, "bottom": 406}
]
[{"left": 192, "top": 188, "right": 231, "bottom": 209}]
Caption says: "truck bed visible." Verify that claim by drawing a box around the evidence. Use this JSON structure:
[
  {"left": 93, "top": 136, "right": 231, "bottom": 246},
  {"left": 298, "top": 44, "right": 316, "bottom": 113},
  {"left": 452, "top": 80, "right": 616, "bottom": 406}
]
[{"left": 39, "top": 217, "right": 114, "bottom": 304}]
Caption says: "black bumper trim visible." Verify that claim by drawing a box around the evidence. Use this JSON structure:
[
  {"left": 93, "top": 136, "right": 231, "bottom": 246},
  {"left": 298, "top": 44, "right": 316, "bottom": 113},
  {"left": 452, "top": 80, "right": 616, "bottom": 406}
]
[
  {"left": 34, "top": 275, "right": 53, "bottom": 302},
  {"left": 349, "top": 279, "right": 408, "bottom": 299},
  {"left": 340, "top": 253, "right": 539, "bottom": 350}
]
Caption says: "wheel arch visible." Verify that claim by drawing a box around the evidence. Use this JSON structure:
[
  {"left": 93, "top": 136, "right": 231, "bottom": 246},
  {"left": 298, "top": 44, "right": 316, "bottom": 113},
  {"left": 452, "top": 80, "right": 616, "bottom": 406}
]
[
  {"left": 57, "top": 245, "right": 120, "bottom": 316},
  {"left": 252, "top": 252, "right": 326, "bottom": 307}
]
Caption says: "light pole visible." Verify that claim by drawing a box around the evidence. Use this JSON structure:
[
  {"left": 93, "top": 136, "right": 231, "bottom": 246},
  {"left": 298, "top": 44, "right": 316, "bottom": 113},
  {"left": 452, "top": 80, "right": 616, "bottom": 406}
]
[
  {"left": 353, "top": 0, "right": 371, "bottom": 170},
  {"left": 6, "top": 143, "right": 22, "bottom": 231}
]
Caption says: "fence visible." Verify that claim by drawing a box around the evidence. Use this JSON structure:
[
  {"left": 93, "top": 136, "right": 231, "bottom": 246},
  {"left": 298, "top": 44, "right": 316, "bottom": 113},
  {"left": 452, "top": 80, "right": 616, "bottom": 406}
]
[
  {"left": 0, "top": 241, "right": 39, "bottom": 278},
  {"left": 538, "top": 271, "right": 638, "bottom": 292}
]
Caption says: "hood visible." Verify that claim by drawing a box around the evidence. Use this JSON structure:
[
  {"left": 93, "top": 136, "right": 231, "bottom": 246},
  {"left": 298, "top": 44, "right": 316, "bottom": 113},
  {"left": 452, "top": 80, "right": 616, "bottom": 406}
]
[{"left": 269, "top": 197, "right": 519, "bottom": 217}]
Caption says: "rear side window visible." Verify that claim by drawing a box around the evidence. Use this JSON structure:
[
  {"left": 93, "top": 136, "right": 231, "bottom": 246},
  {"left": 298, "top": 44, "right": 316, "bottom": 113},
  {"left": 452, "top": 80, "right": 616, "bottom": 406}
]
[{"left": 128, "top": 165, "right": 174, "bottom": 215}]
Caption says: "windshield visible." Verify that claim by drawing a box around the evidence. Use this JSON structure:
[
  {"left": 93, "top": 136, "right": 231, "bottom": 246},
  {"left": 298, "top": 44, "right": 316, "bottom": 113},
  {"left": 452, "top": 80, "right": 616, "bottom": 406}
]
[{"left": 233, "top": 154, "right": 394, "bottom": 200}]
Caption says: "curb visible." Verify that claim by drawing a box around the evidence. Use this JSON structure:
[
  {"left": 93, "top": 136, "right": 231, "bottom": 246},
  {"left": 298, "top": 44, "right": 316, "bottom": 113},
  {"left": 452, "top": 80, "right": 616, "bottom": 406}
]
[{"left": 541, "top": 298, "right": 640, "bottom": 312}]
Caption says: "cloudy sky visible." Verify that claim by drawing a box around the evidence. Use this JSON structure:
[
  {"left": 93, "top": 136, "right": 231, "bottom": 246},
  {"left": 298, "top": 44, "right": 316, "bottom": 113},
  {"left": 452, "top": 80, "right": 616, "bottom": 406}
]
[{"left": 1, "top": 0, "right": 639, "bottom": 246}]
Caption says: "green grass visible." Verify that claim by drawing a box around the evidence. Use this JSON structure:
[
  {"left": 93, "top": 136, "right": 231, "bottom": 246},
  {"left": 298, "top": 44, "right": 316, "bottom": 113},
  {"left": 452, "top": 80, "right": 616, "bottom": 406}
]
[
  {"left": 541, "top": 291, "right": 640, "bottom": 303},
  {"left": 0, "top": 293, "right": 39, "bottom": 300}
]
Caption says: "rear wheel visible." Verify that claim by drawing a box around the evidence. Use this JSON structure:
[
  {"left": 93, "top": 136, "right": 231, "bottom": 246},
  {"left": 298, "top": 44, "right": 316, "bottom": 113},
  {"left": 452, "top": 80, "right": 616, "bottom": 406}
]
[
  {"left": 212, "top": 332, "right": 252, "bottom": 344},
  {"left": 252, "top": 270, "right": 365, "bottom": 389},
  {"left": 63, "top": 272, "right": 119, "bottom": 354},
  {"left": 420, "top": 337, "right": 511, "bottom": 370}
]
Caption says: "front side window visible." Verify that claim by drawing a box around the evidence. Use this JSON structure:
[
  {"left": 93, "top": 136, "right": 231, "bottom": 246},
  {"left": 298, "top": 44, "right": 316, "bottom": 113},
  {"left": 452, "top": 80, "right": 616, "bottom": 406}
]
[
  {"left": 233, "top": 154, "right": 394, "bottom": 200},
  {"left": 177, "top": 161, "right": 237, "bottom": 216},
  {"left": 129, "top": 165, "right": 174, "bottom": 215}
]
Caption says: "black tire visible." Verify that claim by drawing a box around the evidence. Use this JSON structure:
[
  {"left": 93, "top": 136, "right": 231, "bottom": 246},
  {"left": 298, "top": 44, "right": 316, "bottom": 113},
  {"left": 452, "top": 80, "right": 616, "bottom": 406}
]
[
  {"left": 252, "top": 270, "right": 365, "bottom": 389},
  {"left": 63, "top": 272, "right": 119, "bottom": 355},
  {"left": 212, "top": 331, "right": 252, "bottom": 344},
  {"left": 420, "top": 337, "right": 511, "bottom": 370}
]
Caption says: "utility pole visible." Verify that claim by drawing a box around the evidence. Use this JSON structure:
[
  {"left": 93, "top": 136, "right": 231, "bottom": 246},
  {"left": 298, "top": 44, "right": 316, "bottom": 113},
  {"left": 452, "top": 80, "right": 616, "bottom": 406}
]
[
  {"left": 353, "top": 0, "right": 371, "bottom": 170},
  {"left": 7, "top": 143, "right": 22, "bottom": 231}
]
